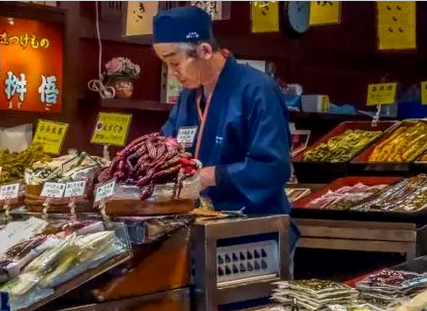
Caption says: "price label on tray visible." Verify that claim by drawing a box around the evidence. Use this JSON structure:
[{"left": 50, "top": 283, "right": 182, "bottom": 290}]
[
  {"left": 32, "top": 119, "right": 69, "bottom": 155},
  {"left": 0, "top": 183, "right": 20, "bottom": 202},
  {"left": 94, "top": 180, "right": 116, "bottom": 206},
  {"left": 366, "top": 83, "right": 397, "bottom": 106},
  {"left": 41, "top": 182, "right": 66, "bottom": 199},
  {"left": 90, "top": 112, "right": 132, "bottom": 147},
  {"left": 0, "top": 291, "right": 10, "bottom": 311},
  {"left": 64, "top": 180, "right": 86, "bottom": 199}
]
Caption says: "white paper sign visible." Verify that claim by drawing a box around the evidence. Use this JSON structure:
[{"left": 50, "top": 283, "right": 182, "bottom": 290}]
[
  {"left": 0, "top": 183, "right": 19, "bottom": 201},
  {"left": 64, "top": 180, "right": 86, "bottom": 198},
  {"left": 41, "top": 182, "right": 66, "bottom": 199},
  {"left": 177, "top": 126, "right": 198, "bottom": 148},
  {"left": 94, "top": 180, "right": 116, "bottom": 204}
]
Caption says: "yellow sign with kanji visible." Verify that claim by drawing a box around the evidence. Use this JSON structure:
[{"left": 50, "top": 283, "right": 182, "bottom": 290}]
[
  {"left": 367, "top": 83, "right": 397, "bottom": 106},
  {"left": 91, "top": 112, "right": 132, "bottom": 146},
  {"left": 310, "top": 1, "right": 341, "bottom": 25},
  {"left": 377, "top": 1, "right": 416, "bottom": 50},
  {"left": 251, "top": 1, "right": 279, "bottom": 33},
  {"left": 125, "top": 1, "right": 159, "bottom": 36},
  {"left": 33, "top": 119, "right": 69, "bottom": 155},
  {"left": 421, "top": 82, "right": 427, "bottom": 105}
]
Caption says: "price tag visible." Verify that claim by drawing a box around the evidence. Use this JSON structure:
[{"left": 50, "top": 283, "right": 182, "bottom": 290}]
[
  {"left": 94, "top": 180, "right": 116, "bottom": 205},
  {"left": 40, "top": 182, "right": 66, "bottom": 199},
  {"left": 64, "top": 180, "right": 86, "bottom": 198},
  {"left": 367, "top": 83, "right": 397, "bottom": 106},
  {"left": 0, "top": 183, "right": 20, "bottom": 202},
  {"left": 177, "top": 126, "right": 198, "bottom": 148},
  {"left": 32, "top": 119, "right": 69, "bottom": 155},
  {"left": 91, "top": 112, "right": 132, "bottom": 147},
  {"left": 421, "top": 82, "right": 427, "bottom": 105},
  {"left": 0, "top": 291, "right": 10, "bottom": 311}
]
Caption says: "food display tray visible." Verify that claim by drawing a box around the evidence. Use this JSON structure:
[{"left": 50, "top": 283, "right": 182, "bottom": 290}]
[
  {"left": 104, "top": 199, "right": 195, "bottom": 216},
  {"left": 350, "top": 120, "right": 427, "bottom": 175},
  {"left": 289, "top": 176, "right": 427, "bottom": 223},
  {"left": 292, "top": 121, "right": 397, "bottom": 183}
]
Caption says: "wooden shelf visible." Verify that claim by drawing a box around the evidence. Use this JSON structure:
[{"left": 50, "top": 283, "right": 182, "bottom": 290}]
[{"left": 101, "top": 99, "right": 174, "bottom": 112}]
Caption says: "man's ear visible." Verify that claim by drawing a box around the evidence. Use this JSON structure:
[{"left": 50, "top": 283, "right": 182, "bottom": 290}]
[{"left": 197, "top": 43, "right": 213, "bottom": 60}]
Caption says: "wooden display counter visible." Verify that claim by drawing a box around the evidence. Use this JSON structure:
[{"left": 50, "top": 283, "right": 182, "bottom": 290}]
[{"left": 295, "top": 218, "right": 420, "bottom": 261}]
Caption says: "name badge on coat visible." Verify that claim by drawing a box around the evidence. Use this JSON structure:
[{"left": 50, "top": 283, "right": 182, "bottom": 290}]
[{"left": 177, "top": 126, "right": 198, "bottom": 148}]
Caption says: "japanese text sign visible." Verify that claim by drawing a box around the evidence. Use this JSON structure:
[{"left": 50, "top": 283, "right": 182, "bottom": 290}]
[
  {"left": 0, "top": 17, "right": 63, "bottom": 112},
  {"left": 0, "top": 183, "right": 20, "bottom": 202},
  {"left": 310, "top": 1, "right": 341, "bottom": 26},
  {"left": 64, "top": 180, "right": 86, "bottom": 198},
  {"left": 125, "top": 1, "right": 159, "bottom": 36},
  {"left": 94, "top": 180, "right": 116, "bottom": 205},
  {"left": 377, "top": 1, "right": 416, "bottom": 51},
  {"left": 33, "top": 119, "right": 69, "bottom": 155},
  {"left": 251, "top": 1, "right": 279, "bottom": 33},
  {"left": 91, "top": 112, "right": 132, "bottom": 147},
  {"left": 421, "top": 82, "right": 427, "bottom": 105},
  {"left": 367, "top": 83, "right": 397, "bottom": 106},
  {"left": 41, "top": 182, "right": 66, "bottom": 199}
]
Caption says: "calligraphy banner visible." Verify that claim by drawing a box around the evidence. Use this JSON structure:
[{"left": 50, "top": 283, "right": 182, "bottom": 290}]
[
  {"left": 310, "top": 1, "right": 341, "bottom": 26},
  {"left": 0, "top": 17, "right": 63, "bottom": 113},
  {"left": 251, "top": 1, "right": 280, "bottom": 33},
  {"left": 125, "top": 1, "right": 159, "bottom": 36},
  {"left": 191, "top": 1, "right": 223, "bottom": 20}
]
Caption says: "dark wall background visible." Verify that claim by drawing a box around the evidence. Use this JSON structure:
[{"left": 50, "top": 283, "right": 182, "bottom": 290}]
[{"left": 2, "top": 1, "right": 427, "bottom": 155}]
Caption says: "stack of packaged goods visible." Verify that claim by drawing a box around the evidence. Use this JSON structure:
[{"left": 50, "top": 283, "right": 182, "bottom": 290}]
[
  {"left": 0, "top": 217, "right": 130, "bottom": 310},
  {"left": 303, "top": 183, "right": 388, "bottom": 210},
  {"left": 356, "top": 269, "right": 427, "bottom": 309},
  {"left": 353, "top": 175, "right": 427, "bottom": 213},
  {"left": 272, "top": 280, "right": 359, "bottom": 311}
]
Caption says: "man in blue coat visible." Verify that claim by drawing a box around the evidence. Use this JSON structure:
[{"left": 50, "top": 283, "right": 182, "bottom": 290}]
[{"left": 153, "top": 6, "right": 299, "bottom": 269}]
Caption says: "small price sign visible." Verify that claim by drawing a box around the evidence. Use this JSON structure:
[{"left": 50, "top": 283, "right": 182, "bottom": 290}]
[
  {"left": 41, "top": 182, "right": 66, "bottom": 199},
  {"left": 0, "top": 183, "right": 20, "bottom": 202},
  {"left": 33, "top": 119, "right": 69, "bottom": 155},
  {"left": 64, "top": 180, "right": 86, "bottom": 199},
  {"left": 367, "top": 83, "right": 397, "bottom": 106},
  {"left": 94, "top": 180, "right": 116, "bottom": 206},
  {"left": 177, "top": 126, "right": 198, "bottom": 148},
  {"left": 91, "top": 112, "right": 132, "bottom": 147}
]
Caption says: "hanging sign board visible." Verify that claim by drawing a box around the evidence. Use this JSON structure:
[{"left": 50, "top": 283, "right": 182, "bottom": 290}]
[
  {"left": 251, "top": 1, "right": 279, "bottom": 33},
  {"left": 32, "top": 119, "right": 69, "bottom": 155},
  {"left": 377, "top": 1, "right": 416, "bottom": 50},
  {"left": 0, "top": 17, "right": 63, "bottom": 112},
  {"left": 310, "top": 1, "right": 341, "bottom": 26},
  {"left": 91, "top": 112, "right": 132, "bottom": 147},
  {"left": 125, "top": 1, "right": 159, "bottom": 36},
  {"left": 366, "top": 83, "right": 397, "bottom": 106}
]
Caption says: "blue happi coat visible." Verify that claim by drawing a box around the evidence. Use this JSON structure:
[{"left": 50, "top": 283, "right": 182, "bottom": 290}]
[{"left": 161, "top": 54, "right": 299, "bottom": 246}]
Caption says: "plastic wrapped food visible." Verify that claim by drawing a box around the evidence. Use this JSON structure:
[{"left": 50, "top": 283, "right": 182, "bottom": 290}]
[
  {"left": 1, "top": 271, "right": 41, "bottom": 296},
  {"left": 369, "top": 122, "right": 427, "bottom": 162},
  {"left": 303, "top": 130, "right": 382, "bottom": 162}
]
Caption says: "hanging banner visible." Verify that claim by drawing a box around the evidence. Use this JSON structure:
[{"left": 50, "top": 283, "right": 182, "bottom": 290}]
[
  {"left": 91, "top": 112, "right": 132, "bottom": 147},
  {"left": 310, "top": 1, "right": 341, "bottom": 26},
  {"left": 0, "top": 17, "right": 63, "bottom": 112},
  {"left": 125, "top": 1, "right": 159, "bottom": 36},
  {"left": 191, "top": 1, "right": 223, "bottom": 20},
  {"left": 377, "top": 1, "right": 416, "bottom": 50},
  {"left": 32, "top": 119, "right": 69, "bottom": 155},
  {"left": 366, "top": 83, "right": 397, "bottom": 106},
  {"left": 251, "top": 1, "right": 279, "bottom": 33}
]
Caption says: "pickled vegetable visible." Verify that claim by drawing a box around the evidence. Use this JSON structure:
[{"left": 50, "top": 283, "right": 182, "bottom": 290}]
[
  {"left": 369, "top": 122, "right": 427, "bottom": 162},
  {"left": 303, "top": 130, "right": 382, "bottom": 162}
]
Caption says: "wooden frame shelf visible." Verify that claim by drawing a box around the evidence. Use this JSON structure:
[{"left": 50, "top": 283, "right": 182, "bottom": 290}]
[{"left": 101, "top": 99, "right": 175, "bottom": 112}]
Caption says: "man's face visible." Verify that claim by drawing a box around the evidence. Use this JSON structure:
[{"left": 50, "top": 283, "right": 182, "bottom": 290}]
[{"left": 153, "top": 42, "right": 210, "bottom": 89}]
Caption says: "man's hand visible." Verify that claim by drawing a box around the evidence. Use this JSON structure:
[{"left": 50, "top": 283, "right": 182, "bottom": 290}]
[{"left": 200, "top": 166, "right": 216, "bottom": 191}]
